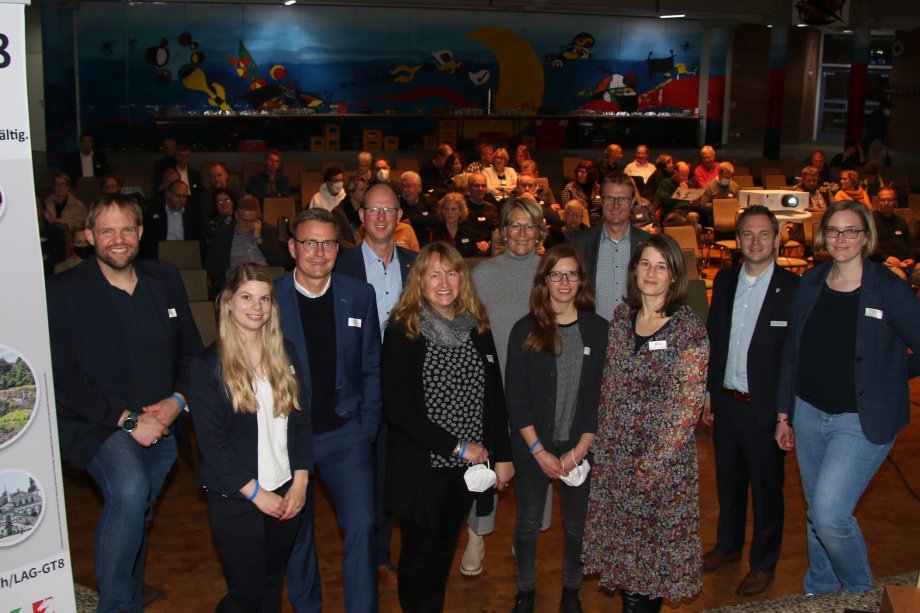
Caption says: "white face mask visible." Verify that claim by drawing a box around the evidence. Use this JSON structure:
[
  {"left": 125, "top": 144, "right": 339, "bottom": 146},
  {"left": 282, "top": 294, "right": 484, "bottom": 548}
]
[
  {"left": 464, "top": 461, "right": 497, "bottom": 493},
  {"left": 559, "top": 451, "right": 591, "bottom": 487},
  {"left": 330, "top": 181, "right": 344, "bottom": 195},
  {"left": 376, "top": 168, "right": 390, "bottom": 182},
  {"left": 719, "top": 178, "right": 730, "bottom": 186}
]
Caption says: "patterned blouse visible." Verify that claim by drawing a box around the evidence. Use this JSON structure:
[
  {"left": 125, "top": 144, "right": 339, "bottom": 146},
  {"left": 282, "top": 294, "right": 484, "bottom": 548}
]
[{"left": 582, "top": 303, "right": 709, "bottom": 601}]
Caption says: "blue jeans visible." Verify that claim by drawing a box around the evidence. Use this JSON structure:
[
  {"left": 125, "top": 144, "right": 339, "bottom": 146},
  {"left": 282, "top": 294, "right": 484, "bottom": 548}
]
[
  {"left": 287, "top": 419, "right": 377, "bottom": 613},
  {"left": 793, "top": 397, "right": 892, "bottom": 594},
  {"left": 85, "top": 431, "right": 177, "bottom": 613}
]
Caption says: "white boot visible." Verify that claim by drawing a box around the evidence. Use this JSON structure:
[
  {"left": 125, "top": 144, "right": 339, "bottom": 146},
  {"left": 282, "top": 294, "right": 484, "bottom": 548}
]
[{"left": 459, "top": 526, "right": 484, "bottom": 576}]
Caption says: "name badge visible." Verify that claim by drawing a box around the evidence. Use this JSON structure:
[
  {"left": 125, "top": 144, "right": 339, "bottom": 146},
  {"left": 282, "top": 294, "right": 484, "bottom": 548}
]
[
  {"left": 422, "top": 211, "right": 429, "bottom": 216},
  {"left": 895, "top": 230, "right": 903, "bottom": 236},
  {"left": 583, "top": 347, "right": 591, "bottom": 356},
  {"left": 477, "top": 216, "right": 487, "bottom": 222},
  {"left": 649, "top": 340, "right": 667, "bottom": 351},
  {"left": 486, "top": 354, "right": 495, "bottom": 363},
  {"left": 865, "top": 308, "right": 883, "bottom": 320},
  {"left": 770, "top": 320, "right": 787, "bottom": 327},
  {"left": 461, "top": 238, "right": 470, "bottom": 243},
  {"left": 348, "top": 317, "right": 362, "bottom": 328},
  {"left": 167, "top": 308, "right": 177, "bottom": 318}
]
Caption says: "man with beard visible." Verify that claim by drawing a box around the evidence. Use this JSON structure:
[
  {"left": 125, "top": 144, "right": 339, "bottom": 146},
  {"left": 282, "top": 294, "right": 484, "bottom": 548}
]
[{"left": 47, "top": 194, "right": 203, "bottom": 612}]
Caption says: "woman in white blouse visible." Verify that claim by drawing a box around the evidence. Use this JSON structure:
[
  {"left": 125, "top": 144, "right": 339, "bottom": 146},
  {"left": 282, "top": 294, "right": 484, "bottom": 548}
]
[{"left": 483, "top": 147, "right": 518, "bottom": 202}]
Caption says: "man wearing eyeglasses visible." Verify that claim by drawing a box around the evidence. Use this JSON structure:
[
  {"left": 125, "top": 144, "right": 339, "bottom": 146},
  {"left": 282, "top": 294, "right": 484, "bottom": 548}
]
[
  {"left": 336, "top": 182, "right": 417, "bottom": 589},
  {"left": 277, "top": 208, "right": 383, "bottom": 613},
  {"left": 568, "top": 171, "right": 650, "bottom": 321},
  {"left": 140, "top": 179, "right": 200, "bottom": 259}
]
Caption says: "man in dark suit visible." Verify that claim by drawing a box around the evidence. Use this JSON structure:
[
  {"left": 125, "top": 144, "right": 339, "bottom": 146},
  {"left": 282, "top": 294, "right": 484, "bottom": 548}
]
[
  {"left": 567, "top": 171, "right": 650, "bottom": 321},
  {"left": 246, "top": 149, "right": 292, "bottom": 203},
  {"left": 47, "top": 195, "right": 203, "bottom": 612},
  {"left": 205, "top": 194, "right": 286, "bottom": 292},
  {"left": 277, "top": 208, "right": 382, "bottom": 613},
  {"left": 152, "top": 137, "right": 177, "bottom": 190},
  {"left": 63, "top": 132, "right": 111, "bottom": 184},
  {"left": 335, "top": 183, "right": 416, "bottom": 588},
  {"left": 140, "top": 179, "right": 200, "bottom": 259},
  {"left": 701, "top": 205, "right": 799, "bottom": 598}
]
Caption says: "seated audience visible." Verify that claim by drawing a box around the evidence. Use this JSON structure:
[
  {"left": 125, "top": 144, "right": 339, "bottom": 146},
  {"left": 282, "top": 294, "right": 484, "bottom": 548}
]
[
  {"left": 199, "top": 162, "right": 244, "bottom": 230},
  {"left": 430, "top": 192, "right": 480, "bottom": 258},
  {"left": 645, "top": 153, "right": 674, "bottom": 205},
  {"left": 175, "top": 144, "right": 201, "bottom": 193},
  {"left": 354, "top": 151, "right": 373, "bottom": 182},
  {"left": 807, "top": 150, "right": 832, "bottom": 184},
  {"left": 699, "top": 162, "right": 740, "bottom": 227},
  {"left": 55, "top": 221, "right": 92, "bottom": 274},
  {"left": 140, "top": 179, "right": 200, "bottom": 259},
  {"left": 63, "top": 132, "right": 110, "bottom": 184},
  {"left": 466, "top": 143, "right": 494, "bottom": 174},
  {"left": 562, "top": 200, "right": 589, "bottom": 233},
  {"left": 870, "top": 187, "right": 919, "bottom": 285},
  {"left": 247, "top": 149, "right": 292, "bottom": 203},
  {"left": 517, "top": 160, "right": 557, "bottom": 208},
  {"left": 371, "top": 157, "right": 396, "bottom": 188},
  {"left": 860, "top": 162, "right": 885, "bottom": 199},
  {"left": 657, "top": 161, "right": 699, "bottom": 228},
  {"left": 834, "top": 169, "right": 872, "bottom": 209},
  {"left": 464, "top": 172, "right": 500, "bottom": 256},
  {"left": 309, "top": 166, "right": 346, "bottom": 211},
  {"left": 693, "top": 145, "right": 719, "bottom": 188},
  {"left": 794, "top": 166, "right": 831, "bottom": 210},
  {"left": 101, "top": 174, "right": 123, "bottom": 197},
  {"left": 205, "top": 188, "right": 237, "bottom": 246},
  {"left": 624, "top": 144, "right": 656, "bottom": 184},
  {"left": 561, "top": 161, "right": 601, "bottom": 226},
  {"left": 206, "top": 195, "right": 286, "bottom": 292},
  {"left": 420, "top": 144, "right": 454, "bottom": 192},
  {"left": 331, "top": 175, "right": 367, "bottom": 248},
  {"left": 513, "top": 144, "right": 532, "bottom": 173},
  {"left": 399, "top": 171, "right": 435, "bottom": 247},
  {"left": 597, "top": 144, "right": 623, "bottom": 176},
  {"left": 482, "top": 147, "right": 517, "bottom": 202},
  {"left": 37, "top": 195, "right": 68, "bottom": 277},
  {"left": 152, "top": 137, "right": 178, "bottom": 189},
  {"left": 44, "top": 172, "right": 87, "bottom": 230},
  {"left": 830, "top": 139, "right": 866, "bottom": 170}
]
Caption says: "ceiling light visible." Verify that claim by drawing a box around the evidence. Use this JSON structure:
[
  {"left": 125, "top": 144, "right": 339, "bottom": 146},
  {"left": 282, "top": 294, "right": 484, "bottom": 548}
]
[
  {"left": 284, "top": 0, "right": 296, "bottom": 5},
  {"left": 660, "top": 14, "right": 685, "bottom": 19}
]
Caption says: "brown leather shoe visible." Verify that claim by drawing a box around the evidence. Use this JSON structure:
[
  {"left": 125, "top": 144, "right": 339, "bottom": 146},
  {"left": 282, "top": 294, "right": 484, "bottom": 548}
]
[
  {"left": 702, "top": 548, "right": 742, "bottom": 572},
  {"left": 734, "top": 570, "right": 775, "bottom": 597}
]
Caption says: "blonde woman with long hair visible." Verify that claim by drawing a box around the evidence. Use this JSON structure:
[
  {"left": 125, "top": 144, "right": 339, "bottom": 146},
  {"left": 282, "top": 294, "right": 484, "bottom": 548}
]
[
  {"left": 382, "top": 242, "right": 512, "bottom": 612},
  {"left": 190, "top": 263, "right": 313, "bottom": 612}
]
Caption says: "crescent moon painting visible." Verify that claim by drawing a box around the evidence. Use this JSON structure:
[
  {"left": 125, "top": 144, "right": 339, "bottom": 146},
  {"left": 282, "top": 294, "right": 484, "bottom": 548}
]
[{"left": 465, "top": 27, "right": 545, "bottom": 114}]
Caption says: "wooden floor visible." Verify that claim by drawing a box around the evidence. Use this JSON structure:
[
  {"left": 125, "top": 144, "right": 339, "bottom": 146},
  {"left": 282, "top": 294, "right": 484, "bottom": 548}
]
[{"left": 62, "top": 260, "right": 920, "bottom": 613}]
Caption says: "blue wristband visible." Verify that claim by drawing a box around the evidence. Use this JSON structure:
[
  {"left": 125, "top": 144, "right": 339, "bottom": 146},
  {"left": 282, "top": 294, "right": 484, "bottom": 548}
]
[
  {"left": 529, "top": 439, "right": 543, "bottom": 455},
  {"left": 458, "top": 440, "right": 467, "bottom": 459},
  {"left": 247, "top": 481, "right": 260, "bottom": 501},
  {"left": 170, "top": 393, "right": 187, "bottom": 410}
]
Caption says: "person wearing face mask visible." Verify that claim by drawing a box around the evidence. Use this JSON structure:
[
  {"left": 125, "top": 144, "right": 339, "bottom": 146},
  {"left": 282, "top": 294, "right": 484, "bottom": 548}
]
[
  {"left": 55, "top": 221, "right": 94, "bottom": 274},
  {"left": 370, "top": 157, "right": 399, "bottom": 191},
  {"left": 505, "top": 244, "right": 607, "bottom": 613},
  {"left": 309, "top": 167, "right": 347, "bottom": 212},
  {"left": 699, "top": 162, "right": 740, "bottom": 228}
]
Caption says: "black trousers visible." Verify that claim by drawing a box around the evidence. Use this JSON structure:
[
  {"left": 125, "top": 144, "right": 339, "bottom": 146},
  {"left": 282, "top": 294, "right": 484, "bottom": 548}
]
[
  {"left": 397, "top": 470, "right": 472, "bottom": 613},
  {"left": 206, "top": 483, "right": 301, "bottom": 613},
  {"left": 712, "top": 392, "right": 786, "bottom": 572}
]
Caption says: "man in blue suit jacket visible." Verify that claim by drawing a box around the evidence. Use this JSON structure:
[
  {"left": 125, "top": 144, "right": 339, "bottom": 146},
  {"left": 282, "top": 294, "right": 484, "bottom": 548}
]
[
  {"left": 277, "top": 208, "right": 382, "bottom": 613},
  {"left": 247, "top": 149, "right": 293, "bottom": 204},
  {"left": 335, "top": 182, "right": 416, "bottom": 588}
]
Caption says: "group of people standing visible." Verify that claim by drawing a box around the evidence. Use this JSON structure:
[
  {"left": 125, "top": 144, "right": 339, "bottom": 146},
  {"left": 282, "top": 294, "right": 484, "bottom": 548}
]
[{"left": 47, "top": 158, "right": 919, "bottom": 613}]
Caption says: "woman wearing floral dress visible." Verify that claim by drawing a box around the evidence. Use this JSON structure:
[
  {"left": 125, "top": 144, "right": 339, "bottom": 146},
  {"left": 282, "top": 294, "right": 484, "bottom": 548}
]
[{"left": 582, "top": 233, "right": 709, "bottom": 613}]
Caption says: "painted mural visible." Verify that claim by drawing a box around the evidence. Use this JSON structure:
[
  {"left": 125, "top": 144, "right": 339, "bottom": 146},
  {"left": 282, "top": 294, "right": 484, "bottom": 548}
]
[{"left": 75, "top": 3, "right": 723, "bottom": 138}]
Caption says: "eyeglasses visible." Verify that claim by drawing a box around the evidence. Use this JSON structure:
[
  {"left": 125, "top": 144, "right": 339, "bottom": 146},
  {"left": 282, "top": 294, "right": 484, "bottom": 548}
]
[
  {"left": 546, "top": 270, "right": 580, "bottom": 283},
  {"left": 824, "top": 228, "right": 864, "bottom": 239},
  {"left": 507, "top": 222, "right": 538, "bottom": 234},
  {"left": 602, "top": 196, "right": 632, "bottom": 208},
  {"left": 216, "top": 198, "right": 232, "bottom": 204},
  {"left": 292, "top": 238, "right": 340, "bottom": 252},
  {"left": 363, "top": 207, "right": 399, "bottom": 217}
]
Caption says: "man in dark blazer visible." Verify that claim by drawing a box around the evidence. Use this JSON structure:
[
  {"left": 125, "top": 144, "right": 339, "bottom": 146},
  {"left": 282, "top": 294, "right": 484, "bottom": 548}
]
[
  {"left": 701, "top": 205, "right": 799, "bottom": 598},
  {"left": 335, "top": 182, "right": 416, "bottom": 587},
  {"left": 63, "top": 132, "right": 111, "bottom": 184},
  {"left": 567, "top": 172, "right": 650, "bottom": 321},
  {"left": 140, "top": 179, "right": 201, "bottom": 259},
  {"left": 47, "top": 195, "right": 203, "bottom": 612},
  {"left": 277, "top": 208, "right": 382, "bottom": 613}
]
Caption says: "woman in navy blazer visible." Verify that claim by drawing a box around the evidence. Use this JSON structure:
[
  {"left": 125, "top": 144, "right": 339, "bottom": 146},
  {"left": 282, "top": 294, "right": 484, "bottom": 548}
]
[
  {"left": 190, "top": 264, "right": 313, "bottom": 612},
  {"left": 775, "top": 200, "right": 920, "bottom": 595},
  {"left": 504, "top": 244, "right": 607, "bottom": 613}
]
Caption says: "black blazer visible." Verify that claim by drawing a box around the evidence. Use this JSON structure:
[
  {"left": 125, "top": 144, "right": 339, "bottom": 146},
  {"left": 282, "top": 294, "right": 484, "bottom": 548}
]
[
  {"left": 204, "top": 222, "right": 286, "bottom": 291},
  {"left": 140, "top": 201, "right": 202, "bottom": 259},
  {"left": 334, "top": 243, "right": 416, "bottom": 285},
  {"left": 47, "top": 257, "right": 204, "bottom": 468},
  {"left": 382, "top": 319, "right": 511, "bottom": 524},
  {"left": 63, "top": 150, "right": 110, "bottom": 183},
  {"left": 430, "top": 223, "right": 483, "bottom": 258},
  {"left": 706, "top": 264, "right": 800, "bottom": 431},
  {"left": 504, "top": 311, "right": 608, "bottom": 477},
  {"left": 777, "top": 260, "right": 920, "bottom": 444},
  {"left": 247, "top": 172, "right": 293, "bottom": 203},
  {"left": 189, "top": 342, "right": 313, "bottom": 497},
  {"left": 567, "top": 223, "right": 650, "bottom": 290}
]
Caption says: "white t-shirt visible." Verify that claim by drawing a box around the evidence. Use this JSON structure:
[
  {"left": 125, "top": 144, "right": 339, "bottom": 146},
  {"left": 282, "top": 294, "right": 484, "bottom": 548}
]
[{"left": 255, "top": 377, "right": 291, "bottom": 490}]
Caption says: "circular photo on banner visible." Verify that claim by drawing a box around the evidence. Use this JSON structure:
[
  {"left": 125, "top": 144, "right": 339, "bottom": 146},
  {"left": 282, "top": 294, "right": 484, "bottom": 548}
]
[
  {"left": 0, "top": 182, "right": 5, "bottom": 221},
  {"left": 0, "top": 345, "right": 39, "bottom": 449},
  {"left": 0, "top": 469, "right": 46, "bottom": 547}
]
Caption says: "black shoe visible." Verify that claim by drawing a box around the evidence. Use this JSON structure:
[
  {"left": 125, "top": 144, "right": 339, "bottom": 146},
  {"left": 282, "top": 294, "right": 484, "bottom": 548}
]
[
  {"left": 511, "top": 590, "right": 535, "bottom": 613},
  {"left": 641, "top": 596, "right": 663, "bottom": 613},
  {"left": 621, "top": 592, "right": 644, "bottom": 613},
  {"left": 560, "top": 587, "right": 583, "bottom": 613}
]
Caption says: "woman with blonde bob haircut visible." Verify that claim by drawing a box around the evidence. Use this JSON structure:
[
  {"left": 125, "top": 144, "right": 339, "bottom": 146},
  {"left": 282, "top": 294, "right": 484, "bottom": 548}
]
[
  {"left": 190, "top": 263, "right": 313, "bottom": 612},
  {"left": 382, "top": 242, "right": 513, "bottom": 612}
]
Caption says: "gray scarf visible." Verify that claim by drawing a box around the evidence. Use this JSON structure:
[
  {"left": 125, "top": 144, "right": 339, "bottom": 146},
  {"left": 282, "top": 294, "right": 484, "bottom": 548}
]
[{"left": 419, "top": 304, "right": 476, "bottom": 348}]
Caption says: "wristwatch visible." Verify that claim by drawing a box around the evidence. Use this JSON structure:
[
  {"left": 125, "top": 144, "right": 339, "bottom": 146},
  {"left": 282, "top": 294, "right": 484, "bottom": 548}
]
[{"left": 121, "top": 412, "right": 139, "bottom": 433}]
